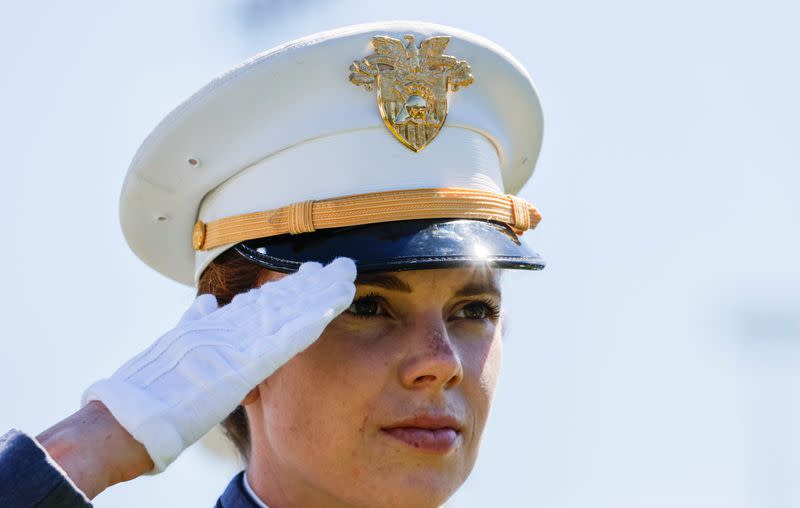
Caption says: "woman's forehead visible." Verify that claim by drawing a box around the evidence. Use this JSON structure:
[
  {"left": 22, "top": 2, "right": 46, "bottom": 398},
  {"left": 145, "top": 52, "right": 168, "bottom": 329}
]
[{"left": 355, "top": 267, "right": 501, "bottom": 296}]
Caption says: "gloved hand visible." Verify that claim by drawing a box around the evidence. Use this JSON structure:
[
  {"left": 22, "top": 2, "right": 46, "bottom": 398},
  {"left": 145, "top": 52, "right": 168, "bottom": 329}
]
[{"left": 82, "top": 258, "right": 357, "bottom": 472}]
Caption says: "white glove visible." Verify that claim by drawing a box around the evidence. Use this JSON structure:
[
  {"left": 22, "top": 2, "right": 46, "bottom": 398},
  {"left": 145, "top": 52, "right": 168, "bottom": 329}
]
[{"left": 82, "top": 258, "right": 357, "bottom": 472}]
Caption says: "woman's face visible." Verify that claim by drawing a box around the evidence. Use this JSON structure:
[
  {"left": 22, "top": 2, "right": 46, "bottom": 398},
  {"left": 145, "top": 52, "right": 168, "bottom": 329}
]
[{"left": 246, "top": 266, "right": 504, "bottom": 508}]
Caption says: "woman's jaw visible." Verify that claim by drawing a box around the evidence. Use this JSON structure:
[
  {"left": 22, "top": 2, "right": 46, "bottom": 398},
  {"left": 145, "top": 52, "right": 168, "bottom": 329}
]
[{"left": 244, "top": 266, "right": 504, "bottom": 508}]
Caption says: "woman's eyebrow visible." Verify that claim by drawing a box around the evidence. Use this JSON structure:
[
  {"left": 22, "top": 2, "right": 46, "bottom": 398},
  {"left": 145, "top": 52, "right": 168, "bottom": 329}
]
[
  {"left": 355, "top": 274, "right": 413, "bottom": 293},
  {"left": 453, "top": 281, "right": 501, "bottom": 299}
]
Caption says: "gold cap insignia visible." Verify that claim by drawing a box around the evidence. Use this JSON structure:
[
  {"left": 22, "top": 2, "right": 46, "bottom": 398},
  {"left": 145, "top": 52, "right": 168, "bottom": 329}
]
[{"left": 349, "top": 35, "right": 474, "bottom": 152}]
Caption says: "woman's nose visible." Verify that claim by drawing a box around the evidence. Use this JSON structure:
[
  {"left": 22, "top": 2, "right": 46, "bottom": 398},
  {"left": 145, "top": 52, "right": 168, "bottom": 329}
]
[{"left": 398, "top": 321, "right": 464, "bottom": 391}]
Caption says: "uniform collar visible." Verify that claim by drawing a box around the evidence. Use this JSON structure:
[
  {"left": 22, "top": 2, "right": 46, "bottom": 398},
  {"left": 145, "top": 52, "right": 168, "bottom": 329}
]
[
  {"left": 243, "top": 471, "right": 269, "bottom": 508},
  {"left": 217, "top": 471, "right": 269, "bottom": 508}
]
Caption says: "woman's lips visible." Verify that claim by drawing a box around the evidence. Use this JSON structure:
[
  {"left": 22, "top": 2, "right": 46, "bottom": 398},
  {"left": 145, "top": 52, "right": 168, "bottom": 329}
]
[
  {"left": 381, "top": 416, "right": 463, "bottom": 453},
  {"left": 382, "top": 427, "right": 460, "bottom": 452}
]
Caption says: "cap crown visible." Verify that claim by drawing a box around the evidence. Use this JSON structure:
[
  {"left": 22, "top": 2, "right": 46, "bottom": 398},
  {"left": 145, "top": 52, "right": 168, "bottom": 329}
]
[{"left": 120, "top": 21, "right": 543, "bottom": 286}]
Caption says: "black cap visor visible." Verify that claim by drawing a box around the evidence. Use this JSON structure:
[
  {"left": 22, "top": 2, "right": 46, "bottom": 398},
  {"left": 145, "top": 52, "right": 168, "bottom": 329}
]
[{"left": 234, "top": 219, "right": 545, "bottom": 274}]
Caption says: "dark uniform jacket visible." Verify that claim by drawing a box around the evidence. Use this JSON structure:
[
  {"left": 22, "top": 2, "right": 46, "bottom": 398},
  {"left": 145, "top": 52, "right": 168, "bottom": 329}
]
[{"left": 0, "top": 429, "right": 261, "bottom": 507}]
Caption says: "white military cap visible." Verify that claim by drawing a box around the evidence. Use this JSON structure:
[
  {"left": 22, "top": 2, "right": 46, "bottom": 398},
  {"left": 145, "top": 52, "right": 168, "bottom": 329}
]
[{"left": 120, "top": 21, "right": 545, "bottom": 287}]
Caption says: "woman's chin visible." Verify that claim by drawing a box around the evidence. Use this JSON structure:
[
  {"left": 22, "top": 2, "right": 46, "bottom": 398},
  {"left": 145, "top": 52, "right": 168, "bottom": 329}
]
[
  {"left": 358, "top": 453, "right": 472, "bottom": 508},
  {"left": 357, "top": 473, "right": 462, "bottom": 508}
]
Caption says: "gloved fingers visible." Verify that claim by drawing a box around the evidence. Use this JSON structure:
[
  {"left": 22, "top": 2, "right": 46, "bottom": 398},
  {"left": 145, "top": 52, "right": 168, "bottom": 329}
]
[
  {"left": 227, "top": 284, "right": 264, "bottom": 308},
  {"left": 216, "top": 274, "right": 294, "bottom": 319},
  {"left": 218, "top": 261, "right": 324, "bottom": 316},
  {"left": 120, "top": 258, "right": 357, "bottom": 377},
  {"left": 325, "top": 257, "right": 358, "bottom": 281},
  {"left": 276, "top": 279, "right": 356, "bottom": 319},
  {"left": 296, "top": 260, "right": 323, "bottom": 275},
  {"left": 287, "top": 258, "right": 357, "bottom": 316},
  {"left": 258, "top": 257, "right": 356, "bottom": 303},
  {"left": 242, "top": 311, "right": 334, "bottom": 382},
  {"left": 248, "top": 278, "right": 356, "bottom": 358},
  {"left": 224, "top": 258, "right": 357, "bottom": 326},
  {"left": 259, "top": 258, "right": 354, "bottom": 314},
  {"left": 268, "top": 258, "right": 355, "bottom": 294},
  {"left": 320, "top": 258, "right": 356, "bottom": 282},
  {"left": 176, "top": 293, "right": 220, "bottom": 326}
]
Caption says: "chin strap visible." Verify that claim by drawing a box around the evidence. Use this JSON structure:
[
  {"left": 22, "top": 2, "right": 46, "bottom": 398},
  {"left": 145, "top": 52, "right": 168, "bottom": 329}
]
[{"left": 192, "top": 187, "right": 541, "bottom": 251}]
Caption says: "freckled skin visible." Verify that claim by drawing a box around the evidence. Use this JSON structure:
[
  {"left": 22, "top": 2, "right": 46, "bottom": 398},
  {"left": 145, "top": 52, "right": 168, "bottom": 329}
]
[{"left": 245, "top": 267, "right": 504, "bottom": 508}]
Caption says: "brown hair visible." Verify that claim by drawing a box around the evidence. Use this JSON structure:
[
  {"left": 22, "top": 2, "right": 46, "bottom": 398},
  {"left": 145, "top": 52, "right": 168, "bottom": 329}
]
[{"left": 196, "top": 248, "right": 264, "bottom": 462}]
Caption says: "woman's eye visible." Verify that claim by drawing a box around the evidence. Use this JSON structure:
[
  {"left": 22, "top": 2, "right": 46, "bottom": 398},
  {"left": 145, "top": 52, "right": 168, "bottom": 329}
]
[
  {"left": 454, "top": 300, "right": 501, "bottom": 320},
  {"left": 346, "top": 295, "right": 386, "bottom": 318}
]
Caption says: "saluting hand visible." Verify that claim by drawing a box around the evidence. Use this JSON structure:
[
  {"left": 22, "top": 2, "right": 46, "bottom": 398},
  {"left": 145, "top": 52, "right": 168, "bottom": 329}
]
[{"left": 82, "top": 257, "right": 356, "bottom": 472}]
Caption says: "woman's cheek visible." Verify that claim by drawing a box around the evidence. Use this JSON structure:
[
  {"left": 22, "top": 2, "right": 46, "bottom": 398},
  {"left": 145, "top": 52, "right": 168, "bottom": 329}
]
[
  {"left": 302, "top": 320, "right": 399, "bottom": 403},
  {"left": 450, "top": 318, "right": 500, "bottom": 363},
  {"left": 481, "top": 332, "right": 503, "bottom": 394},
  {"left": 263, "top": 331, "right": 384, "bottom": 453},
  {"left": 452, "top": 321, "right": 502, "bottom": 401}
]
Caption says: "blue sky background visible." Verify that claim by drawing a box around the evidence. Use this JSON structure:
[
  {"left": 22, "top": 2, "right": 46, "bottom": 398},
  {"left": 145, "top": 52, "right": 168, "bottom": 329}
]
[{"left": 1, "top": 1, "right": 798, "bottom": 506}]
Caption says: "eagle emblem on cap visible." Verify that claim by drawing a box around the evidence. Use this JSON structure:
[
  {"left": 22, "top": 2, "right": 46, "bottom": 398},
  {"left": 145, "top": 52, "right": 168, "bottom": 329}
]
[{"left": 349, "top": 35, "right": 474, "bottom": 152}]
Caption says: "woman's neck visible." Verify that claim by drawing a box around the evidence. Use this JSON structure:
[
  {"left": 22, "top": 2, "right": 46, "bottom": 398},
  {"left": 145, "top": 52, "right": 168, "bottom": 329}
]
[{"left": 246, "top": 455, "right": 358, "bottom": 508}]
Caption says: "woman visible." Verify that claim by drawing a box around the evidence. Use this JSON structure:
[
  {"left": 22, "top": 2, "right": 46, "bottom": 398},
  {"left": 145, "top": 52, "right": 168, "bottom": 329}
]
[{"left": 0, "top": 21, "right": 544, "bottom": 507}]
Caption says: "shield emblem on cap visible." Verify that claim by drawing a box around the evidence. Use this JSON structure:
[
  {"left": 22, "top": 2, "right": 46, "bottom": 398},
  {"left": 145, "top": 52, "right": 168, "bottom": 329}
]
[{"left": 349, "top": 35, "right": 474, "bottom": 152}]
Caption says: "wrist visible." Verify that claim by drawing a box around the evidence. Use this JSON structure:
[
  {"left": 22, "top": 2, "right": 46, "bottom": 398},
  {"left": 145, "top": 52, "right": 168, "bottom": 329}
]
[{"left": 36, "top": 400, "right": 154, "bottom": 499}]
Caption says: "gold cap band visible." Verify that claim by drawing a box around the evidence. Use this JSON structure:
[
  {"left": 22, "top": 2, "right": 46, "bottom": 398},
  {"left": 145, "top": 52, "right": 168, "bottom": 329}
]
[{"left": 193, "top": 187, "right": 541, "bottom": 251}]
